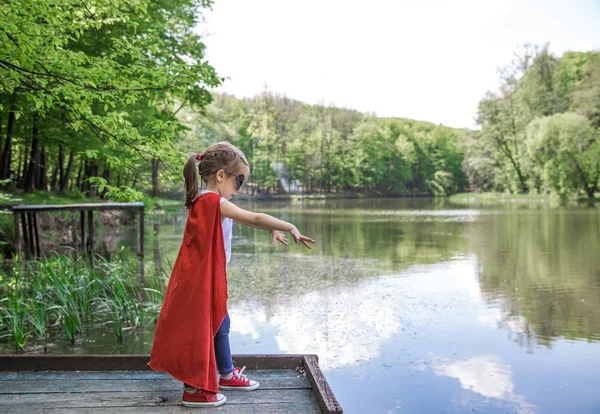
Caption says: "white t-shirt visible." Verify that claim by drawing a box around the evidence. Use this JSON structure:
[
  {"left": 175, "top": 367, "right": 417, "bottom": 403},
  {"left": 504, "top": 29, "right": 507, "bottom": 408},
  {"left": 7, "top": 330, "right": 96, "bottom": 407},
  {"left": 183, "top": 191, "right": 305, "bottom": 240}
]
[{"left": 200, "top": 190, "right": 232, "bottom": 265}]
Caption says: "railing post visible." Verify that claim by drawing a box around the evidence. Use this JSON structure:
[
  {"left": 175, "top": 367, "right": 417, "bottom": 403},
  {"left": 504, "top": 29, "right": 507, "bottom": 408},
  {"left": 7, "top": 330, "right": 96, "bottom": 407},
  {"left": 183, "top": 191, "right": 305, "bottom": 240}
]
[
  {"left": 137, "top": 206, "right": 145, "bottom": 285},
  {"left": 13, "top": 210, "right": 20, "bottom": 259},
  {"left": 87, "top": 210, "right": 94, "bottom": 269},
  {"left": 80, "top": 211, "right": 85, "bottom": 256},
  {"left": 71, "top": 212, "right": 78, "bottom": 260}
]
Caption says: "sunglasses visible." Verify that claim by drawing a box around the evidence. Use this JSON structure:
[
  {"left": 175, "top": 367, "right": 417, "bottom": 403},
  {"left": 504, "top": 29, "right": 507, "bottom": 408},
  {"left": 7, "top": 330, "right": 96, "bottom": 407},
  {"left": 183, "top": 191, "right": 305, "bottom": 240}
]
[
  {"left": 205, "top": 170, "right": 245, "bottom": 190},
  {"left": 224, "top": 171, "right": 245, "bottom": 190}
]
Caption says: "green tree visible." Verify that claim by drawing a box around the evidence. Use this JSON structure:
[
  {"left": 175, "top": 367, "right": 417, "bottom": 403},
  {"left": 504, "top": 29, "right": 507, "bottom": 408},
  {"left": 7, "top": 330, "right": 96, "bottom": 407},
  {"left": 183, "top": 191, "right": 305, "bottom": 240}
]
[{"left": 526, "top": 113, "right": 599, "bottom": 198}]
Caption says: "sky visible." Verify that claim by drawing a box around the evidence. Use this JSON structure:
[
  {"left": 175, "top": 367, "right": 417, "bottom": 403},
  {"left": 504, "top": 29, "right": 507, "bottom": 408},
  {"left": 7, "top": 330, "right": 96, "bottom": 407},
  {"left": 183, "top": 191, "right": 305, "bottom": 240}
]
[{"left": 198, "top": 0, "right": 600, "bottom": 129}]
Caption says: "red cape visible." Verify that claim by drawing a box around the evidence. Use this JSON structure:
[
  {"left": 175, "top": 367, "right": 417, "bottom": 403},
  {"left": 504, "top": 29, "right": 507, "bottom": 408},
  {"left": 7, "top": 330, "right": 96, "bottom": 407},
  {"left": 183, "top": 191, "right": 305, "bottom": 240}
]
[{"left": 148, "top": 192, "right": 228, "bottom": 393}]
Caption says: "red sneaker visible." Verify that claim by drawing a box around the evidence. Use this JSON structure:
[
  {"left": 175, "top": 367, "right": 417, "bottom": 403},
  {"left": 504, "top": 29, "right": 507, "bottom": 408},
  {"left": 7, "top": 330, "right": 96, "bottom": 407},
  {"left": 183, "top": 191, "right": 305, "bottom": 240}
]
[
  {"left": 219, "top": 366, "right": 260, "bottom": 391},
  {"left": 182, "top": 387, "right": 227, "bottom": 407}
]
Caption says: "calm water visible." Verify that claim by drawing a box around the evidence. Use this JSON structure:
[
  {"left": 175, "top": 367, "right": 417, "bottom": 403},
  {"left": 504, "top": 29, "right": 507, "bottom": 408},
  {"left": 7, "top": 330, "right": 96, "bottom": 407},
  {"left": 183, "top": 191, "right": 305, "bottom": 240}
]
[{"left": 12, "top": 198, "right": 600, "bottom": 413}]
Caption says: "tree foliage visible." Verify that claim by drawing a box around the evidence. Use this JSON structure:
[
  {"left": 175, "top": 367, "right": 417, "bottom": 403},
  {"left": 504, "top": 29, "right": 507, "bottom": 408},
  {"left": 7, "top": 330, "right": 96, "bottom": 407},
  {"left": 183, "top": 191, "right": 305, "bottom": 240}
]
[
  {"left": 179, "top": 92, "right": 468, "bottom": 196},
  {"left": 0, "top": 0, "right": 221, "bottom": 198},
  {"left": 465, "top": 45, "right": 600, "bottom": 198}
]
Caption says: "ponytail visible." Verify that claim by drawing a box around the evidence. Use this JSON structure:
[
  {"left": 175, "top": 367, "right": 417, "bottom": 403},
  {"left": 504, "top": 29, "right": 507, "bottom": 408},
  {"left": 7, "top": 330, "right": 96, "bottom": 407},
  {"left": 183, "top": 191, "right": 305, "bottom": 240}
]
[{"left": 183, "top": 153, "right": 201, "bottom": 209}]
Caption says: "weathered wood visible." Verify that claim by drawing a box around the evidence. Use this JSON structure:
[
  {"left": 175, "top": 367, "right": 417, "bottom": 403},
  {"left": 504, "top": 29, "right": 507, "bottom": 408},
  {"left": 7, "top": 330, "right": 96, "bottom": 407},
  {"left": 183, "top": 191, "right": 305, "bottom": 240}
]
[
  {"left": 12, "top": 202, "right": 145, "bottom": 213},
  {"left": 0, "top": 375, "right": 310, "bottom": 393},
  {"left": 0, "top": 389, "right": 317, "bottom": 408},
  {"left": 87, "top": 210, "right": 93, "bottom": 255},
  {"left": 32, "top": 213, "right": 40, "bottom": 258},
  {"left": 0, "top": 354, "right": 338, "bottom": 413},
  {"left": 20, "top": 213, "right": 29, "bottom": 259},
  {"left": 0, "top": 354, "right": 314, "bottom": 371},
  {"left": 70, "top": 212, "right": 78, "bottom": 259},
  {"left": 12, "top": 211, "right": 20, "bottom": 258},
  {"left": 0, "top": 369, "right": 307, "bottom": 383},
  {"left": 137, "top": 207, "right": 145, "bottom": 284},
  {"left": 232, "top": 354, "right": 310, "bottom": 370},
  {"left": 79, "top": 211, "right": 85, "bottom": 254},
  {"left": 303, "top": 355, "right": 343, "bottom": 414},
  {"left": 2, "top": 403, "right": 319, "bottom": 414},
  {"left": 26, "top": 213, "right": 34, "bottom": 258}
]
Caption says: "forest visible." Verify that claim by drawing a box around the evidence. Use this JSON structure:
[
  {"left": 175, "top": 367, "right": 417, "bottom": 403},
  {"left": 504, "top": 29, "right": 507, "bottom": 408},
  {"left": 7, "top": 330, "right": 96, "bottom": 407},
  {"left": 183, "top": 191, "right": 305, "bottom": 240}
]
[{"left": 1, "top": 1, "right": 599, "bottom": 202}]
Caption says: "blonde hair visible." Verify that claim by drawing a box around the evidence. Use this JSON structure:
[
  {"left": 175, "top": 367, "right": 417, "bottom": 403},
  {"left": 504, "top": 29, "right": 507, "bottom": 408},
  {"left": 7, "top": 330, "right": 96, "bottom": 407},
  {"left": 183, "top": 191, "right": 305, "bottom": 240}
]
[{"left": 183, "top": 141, "right": 249, "bottom": 209}]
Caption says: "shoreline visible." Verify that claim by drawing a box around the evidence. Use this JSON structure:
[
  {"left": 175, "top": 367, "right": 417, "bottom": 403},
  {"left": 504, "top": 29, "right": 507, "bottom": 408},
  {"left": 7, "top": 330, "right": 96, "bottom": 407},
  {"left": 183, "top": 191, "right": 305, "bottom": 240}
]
[{"left": 2, "top": 190, "right": 598, "bottom": 209}]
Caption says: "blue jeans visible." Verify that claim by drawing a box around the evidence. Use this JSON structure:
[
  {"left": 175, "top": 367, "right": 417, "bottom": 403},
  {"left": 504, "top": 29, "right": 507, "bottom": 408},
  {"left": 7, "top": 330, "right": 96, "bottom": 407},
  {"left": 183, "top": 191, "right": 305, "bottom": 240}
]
[{"left": 215, "top": 312, "right": 234, "bottom": 375}]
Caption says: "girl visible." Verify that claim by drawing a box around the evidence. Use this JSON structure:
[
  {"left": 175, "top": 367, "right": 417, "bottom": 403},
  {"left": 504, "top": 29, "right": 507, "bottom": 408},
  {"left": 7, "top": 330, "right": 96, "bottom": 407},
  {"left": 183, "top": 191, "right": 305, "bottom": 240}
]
[{"left": 148, "top": 141, "right": 316, "bottom": 408}]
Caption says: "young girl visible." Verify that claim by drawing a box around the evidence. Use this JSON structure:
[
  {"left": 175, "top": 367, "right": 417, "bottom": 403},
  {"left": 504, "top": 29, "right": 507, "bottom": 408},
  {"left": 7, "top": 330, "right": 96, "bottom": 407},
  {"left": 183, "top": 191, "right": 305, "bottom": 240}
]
[{"left": 148, "top": 141, "right": 316, "bottom": 408}]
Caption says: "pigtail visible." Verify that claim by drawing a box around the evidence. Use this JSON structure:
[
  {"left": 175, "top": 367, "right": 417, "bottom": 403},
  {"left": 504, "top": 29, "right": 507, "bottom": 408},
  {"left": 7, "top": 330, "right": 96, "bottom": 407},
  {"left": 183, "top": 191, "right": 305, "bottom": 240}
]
[{"left": 183, "top": 153, "right": 201, "bottom": 209}]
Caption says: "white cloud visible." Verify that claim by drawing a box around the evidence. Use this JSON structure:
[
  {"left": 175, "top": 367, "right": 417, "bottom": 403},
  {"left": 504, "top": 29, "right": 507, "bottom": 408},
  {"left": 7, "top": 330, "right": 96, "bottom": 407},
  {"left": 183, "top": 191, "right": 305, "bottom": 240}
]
[{"left": 198, "top": 0, "right": 600, "bottom": 128}]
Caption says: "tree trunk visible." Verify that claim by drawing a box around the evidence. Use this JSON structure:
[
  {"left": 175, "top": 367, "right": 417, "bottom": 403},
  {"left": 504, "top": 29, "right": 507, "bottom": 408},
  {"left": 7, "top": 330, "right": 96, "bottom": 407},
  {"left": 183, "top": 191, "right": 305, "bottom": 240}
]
[
  {"left": 87, "top": 162, "right": 97, "bottom": 198},
  {"left": 0, "top": 99, "right": 16, "bottom": 180},
  {"left": 37, "top": 145, "right": 47, "bottom": 191},
  {"left": 102, "top": 166, "right": 111, "bottom": 199},
  {"left": 17, "top": 142, "right": 26, "bottom": 189},
  {"left": 58, "top": 144, "right": 65, "bottom": 187},
  {"left": 25, "top": 116, "right": 40, "bottom": 193},
  {"left": 151, "top": 158, "right": 159, "bottom": 198},
  {"left": 75, "top": 159, "right": 83, "bottom": 191},
  {"left": 50, "top": 166, "right": 58, "bottom": 191},
  {"left": 59, "top": 151, "right": 75, "bottom": 193},
  {"left": 24, "top": 139, "right": 40, "bottom": 193}
]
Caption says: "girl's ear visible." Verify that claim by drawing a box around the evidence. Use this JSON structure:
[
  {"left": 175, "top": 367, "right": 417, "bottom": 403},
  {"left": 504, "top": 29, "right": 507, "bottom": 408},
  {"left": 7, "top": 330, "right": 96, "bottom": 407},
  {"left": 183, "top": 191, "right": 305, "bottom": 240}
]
[{"left": 216, "top": 169, "right": 225, "bottom": 182}]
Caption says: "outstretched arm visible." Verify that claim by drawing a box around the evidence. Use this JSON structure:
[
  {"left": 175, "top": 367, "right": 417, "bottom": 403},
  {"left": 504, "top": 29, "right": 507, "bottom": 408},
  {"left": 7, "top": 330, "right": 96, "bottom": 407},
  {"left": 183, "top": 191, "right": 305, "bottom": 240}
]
[{"left": 220, "top": 200, "right": 316, "bottom": 249}]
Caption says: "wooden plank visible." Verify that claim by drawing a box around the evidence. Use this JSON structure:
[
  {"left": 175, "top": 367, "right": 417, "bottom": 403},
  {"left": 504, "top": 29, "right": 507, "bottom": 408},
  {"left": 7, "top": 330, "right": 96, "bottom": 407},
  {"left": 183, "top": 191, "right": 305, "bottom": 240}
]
[
  {"left": 32, "top": 213, "right": 40, "bottom": 258},
  {"left": 13, "top": 211, "right": 20, "bottom": 258},
  {"left": 79, "top": 211, "right": 85, "bottom": 254},
  {"left": 0, "top": 369, "right": 305, "bottom": 381},
  {"left": 11, "top": 202, "right": 145, "bottom": 213},
  {"left": 26, "top": 213, "right": 34, "bottom": 259},
  {"left": 0, "top": 389, "right": 317, "bottom": 409},
  {"left": 2, "top": 402, "right": 319, "bottom": 414},
  {"left": 303, "top": 356, "right": 343, "bottom": 414},
  {"left": 70, "top": 212, "right": 78, "bottom": 260},
  {"left": 0, "top": 354, "right": 313, "bottom": 371},
  {"left": 0, "top": 376, "right": 310, "bottom": 393},
  {"left": 232, "top": 354, "right": 311, "bottom": 370},
  {"left": 20, "top": 213, "right": 29, "bottom": 259},
  {"left": 87, "top": 210, "right": 93, "bottom": 256},
  {"left": 137, "top": 207, "right": 145, "bottom": 284}
]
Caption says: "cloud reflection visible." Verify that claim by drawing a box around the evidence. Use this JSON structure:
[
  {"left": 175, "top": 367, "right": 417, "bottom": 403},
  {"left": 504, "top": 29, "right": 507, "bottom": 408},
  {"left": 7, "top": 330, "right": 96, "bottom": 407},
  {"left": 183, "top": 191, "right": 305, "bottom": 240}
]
[
  {"left": 434, "top": 355, "right": 534, "bottom": 411},
  {"left": 229, "top": 257, "right": 480, "bottom": 370}
]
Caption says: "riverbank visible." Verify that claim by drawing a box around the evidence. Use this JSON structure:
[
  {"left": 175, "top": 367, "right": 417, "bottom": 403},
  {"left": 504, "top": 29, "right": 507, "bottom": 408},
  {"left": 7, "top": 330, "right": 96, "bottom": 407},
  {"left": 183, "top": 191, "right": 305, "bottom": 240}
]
[
  {"left": 448, "top": 192, "right": 599, "bottom": 206},
  {"left": 3, "top": 190, "right": 598, "bottom": 211}
]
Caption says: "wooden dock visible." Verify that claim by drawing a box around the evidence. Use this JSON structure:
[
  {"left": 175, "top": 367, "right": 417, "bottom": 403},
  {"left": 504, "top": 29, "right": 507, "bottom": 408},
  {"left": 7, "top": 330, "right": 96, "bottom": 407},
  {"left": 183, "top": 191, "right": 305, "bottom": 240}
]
[{"left": 0, "top": 354, "right": 342, "bottom": 413}]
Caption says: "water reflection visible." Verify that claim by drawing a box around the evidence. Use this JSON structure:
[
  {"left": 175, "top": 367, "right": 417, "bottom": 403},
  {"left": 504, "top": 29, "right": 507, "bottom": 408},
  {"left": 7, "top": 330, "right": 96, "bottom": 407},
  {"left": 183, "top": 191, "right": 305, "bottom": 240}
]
[
  {"left": 433, "top": 355, "right": 531, "bottom": 408},
  {"left": 467, "top": 207, "right": 600, "bottom": 346},
  {"left": 146, "top": 199, "right": 600, "bottom": 356}
]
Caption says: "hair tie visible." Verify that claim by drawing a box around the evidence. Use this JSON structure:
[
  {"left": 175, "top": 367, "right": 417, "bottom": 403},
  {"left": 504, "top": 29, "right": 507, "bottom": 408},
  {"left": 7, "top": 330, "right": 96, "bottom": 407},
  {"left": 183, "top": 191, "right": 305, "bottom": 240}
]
[{"left": 196, "top": 154, "right": 203, "bottom": 161}]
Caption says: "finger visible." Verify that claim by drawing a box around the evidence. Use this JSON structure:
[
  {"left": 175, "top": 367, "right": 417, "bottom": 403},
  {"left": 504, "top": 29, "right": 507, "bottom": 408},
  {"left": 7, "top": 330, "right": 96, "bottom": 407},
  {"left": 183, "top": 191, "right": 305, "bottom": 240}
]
[
  {"left": 271, "top": 234, "right": 276, "bottom": 246},
  {"left": 300, "top": 236, "right": 316, "bottom": 243},
  {"left": 301, "top": 240, "right": 312, "bottom": 249}
]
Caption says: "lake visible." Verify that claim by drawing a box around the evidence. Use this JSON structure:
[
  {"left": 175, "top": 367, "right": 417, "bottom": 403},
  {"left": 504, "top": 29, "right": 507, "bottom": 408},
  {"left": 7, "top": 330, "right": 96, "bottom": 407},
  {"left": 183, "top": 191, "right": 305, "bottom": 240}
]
[{"left": 8, "top": 197, "right": 600, "bottom": 413}]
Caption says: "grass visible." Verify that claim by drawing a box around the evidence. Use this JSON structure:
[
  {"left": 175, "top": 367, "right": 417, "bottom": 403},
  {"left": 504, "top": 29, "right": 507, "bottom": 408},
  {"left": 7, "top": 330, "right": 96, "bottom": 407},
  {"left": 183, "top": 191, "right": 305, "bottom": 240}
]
[{"left": 0, "top": 252, "right": 164, "bottom": 352}]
